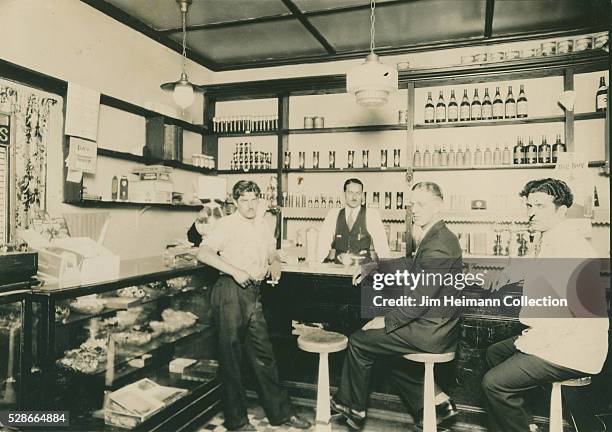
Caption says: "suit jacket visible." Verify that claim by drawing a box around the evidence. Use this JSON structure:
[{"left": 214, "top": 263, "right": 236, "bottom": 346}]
[{"left": 384, "top": 220, "right": 463, "bottom": 353}]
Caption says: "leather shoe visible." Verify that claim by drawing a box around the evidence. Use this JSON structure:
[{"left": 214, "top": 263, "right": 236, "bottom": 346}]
[
  {"left": 414, "top": 399, "right": 458, "bottom": 429},
  {"left": 227, "top": 422, "right": 256, "bottom": 431},
  {"left": 331, "top": 398, "right": 366, "bottom": 430},
  {"left": 281, "top": 415, "right": 311, "bottom": 429}
]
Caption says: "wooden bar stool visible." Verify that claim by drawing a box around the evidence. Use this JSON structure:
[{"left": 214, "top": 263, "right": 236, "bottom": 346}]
[
  {"left": 549, "top": 376, "right": 591, "bottom": 432},
  {"left": 298, "top": 331, "right": 348, "bottom": 432},
  {"left": 403, "top": 352, "right": 456, "bottom": 432}
]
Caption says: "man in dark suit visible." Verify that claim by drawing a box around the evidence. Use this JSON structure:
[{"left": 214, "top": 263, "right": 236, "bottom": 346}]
[{"left": 332, "top": 182, "right": 462, "bottom": 431}]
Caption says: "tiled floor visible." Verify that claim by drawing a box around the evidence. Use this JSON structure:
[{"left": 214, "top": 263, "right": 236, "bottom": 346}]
[{"left": 196, "top": 404, "right": 416, "bottom": 432}]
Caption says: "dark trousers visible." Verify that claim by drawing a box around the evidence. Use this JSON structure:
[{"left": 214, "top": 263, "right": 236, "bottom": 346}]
[
  {"left": 482, "top": 336, "right": 585, "bottom": 432},
  {"left": 211, "top": 276, "right": 293, "bottom": 429},
  {"left": 335, "top": 327, "right": 442, "bottom": 414}
]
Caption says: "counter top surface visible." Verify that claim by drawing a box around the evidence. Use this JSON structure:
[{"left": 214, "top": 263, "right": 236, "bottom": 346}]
[
  {"left": 33, "top": 256, "right": 206, "bottom": 298},
  {"left": 281, "top": 262, "right": 355, "bottom": 277}
]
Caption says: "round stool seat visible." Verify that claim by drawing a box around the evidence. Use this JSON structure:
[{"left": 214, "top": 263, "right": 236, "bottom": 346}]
[
  {"left": 403, "top": 352, "right": 455, "bottom": 363},
  {"left": 298, "top": 331, "right": 348, "bottom": 354},
  {"left": 559, "top": 376, "right": 591, "bottom": 387}
]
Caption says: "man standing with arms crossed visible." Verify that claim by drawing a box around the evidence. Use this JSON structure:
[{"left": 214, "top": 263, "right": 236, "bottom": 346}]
[{"left": 198, "top": 180, "right": 310, "bottom": 431}]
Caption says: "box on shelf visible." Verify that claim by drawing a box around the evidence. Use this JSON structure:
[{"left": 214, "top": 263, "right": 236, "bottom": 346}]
[
  {"left": 145, "top": 117, "right": 183, "bottom": 161},
  {"left": 130, "top": 180, "right": 174, "bottom": 204},
  {"left": 131, "top": 165, "right": 173, "bottom": 182}
]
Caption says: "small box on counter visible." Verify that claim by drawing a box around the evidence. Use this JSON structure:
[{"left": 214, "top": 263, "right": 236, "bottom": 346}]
[
  {"left": 130, "top": 180, "right": 173, "bottom": 204},
  {"left": 169, "top": 357, "right": 198, "bottom": 374}
]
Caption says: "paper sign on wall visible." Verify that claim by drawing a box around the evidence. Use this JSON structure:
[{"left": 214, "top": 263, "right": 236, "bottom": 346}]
[
  {"left": 65, "top": 82, "right": 100, "bottom": 141},
  {"left": 67, "top": 137, "right": 97, "bottom": 174}
]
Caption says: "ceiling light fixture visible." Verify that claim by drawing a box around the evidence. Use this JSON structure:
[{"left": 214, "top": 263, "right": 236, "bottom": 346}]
[
  {"left": 346, "top": 0, "right": 398, "bottom": 107},
  {"left": 161, "top": 0, "right": 203, "bottom": 109}
]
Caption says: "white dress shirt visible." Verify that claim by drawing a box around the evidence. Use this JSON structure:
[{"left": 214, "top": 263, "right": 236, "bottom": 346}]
[
  {"left": 205, "top": 211, "right": 276, "bottom": 281},
  {"left": 514, "top": 219, "right": 609, "bottom": 374},
  {"left": 316, "top": 206, "right": 391, "bottom": 263}
]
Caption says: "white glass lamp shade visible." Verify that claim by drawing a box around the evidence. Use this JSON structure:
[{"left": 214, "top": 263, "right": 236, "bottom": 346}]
[
  {"left": 173, "top": 82, "right": 195, "bottom": 109},
  {"left": 346, "top": 53, "right": 398, "bottom": 107}
]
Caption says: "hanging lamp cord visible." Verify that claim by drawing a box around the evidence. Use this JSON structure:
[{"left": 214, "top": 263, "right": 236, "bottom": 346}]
[
  {"left": 181, "top": 4, "right": 187, "bottom": 75},
  {"left": 370, "top": 0, "right": 376, "bottom": 54}
]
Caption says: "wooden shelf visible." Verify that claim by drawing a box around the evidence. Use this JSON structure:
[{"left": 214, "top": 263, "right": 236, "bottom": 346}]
[
  {"left": 286, "top": 167, "right": 406, "bottom": 173},
  {"left": 574, "top": 111, "right": 607, "bottom": 121},
  {"left": 97, "top": 148, "right": 216, "bottom": 174},
  {"left": 414, "top": 163, "right": 556, "bottom": 171},
  {"left": 215, "top": 130, "right": 279, "bottom": 138},
  {"left": 288, "top": 124, "right": 406, "bottom": 134},
  {"left": 415, "top": 115, "right": 565, "bottom": 129},
  {"left": 65, "top": 199, "right": 202, "bottom": 210},
  {"left": 217, "top": 169, "right": 277, "bottom": 174}
]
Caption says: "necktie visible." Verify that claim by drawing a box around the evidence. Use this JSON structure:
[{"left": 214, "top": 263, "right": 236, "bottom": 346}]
[{"left": 347, "top": 210, "right": 355, "bottom": 230}]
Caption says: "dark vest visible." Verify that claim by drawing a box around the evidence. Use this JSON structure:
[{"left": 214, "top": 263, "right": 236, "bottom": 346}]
[{"left": 331, "top": 207, "right": 372, "bottom": 260}]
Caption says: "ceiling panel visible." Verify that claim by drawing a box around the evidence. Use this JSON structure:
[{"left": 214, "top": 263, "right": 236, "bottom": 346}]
[
  {"left": 309, "top": 0, "right": 486, "bottom": 52},
  {"left": 492, "top": 0, "right": 605, "bottom": 35},
  {"left": 293, "top": 0, "right": 396, "bottom": 13},
  {"left": 169, "top": 19, "right": 328, "bottom": 64},
  {"left": 102, "top": 0, "right": 291, "bottom": 30}
]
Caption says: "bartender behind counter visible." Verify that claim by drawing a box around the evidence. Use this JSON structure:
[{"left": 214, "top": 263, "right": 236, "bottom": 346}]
[{"left": 317, "top": 178, "right": 391, "bottom": 263}]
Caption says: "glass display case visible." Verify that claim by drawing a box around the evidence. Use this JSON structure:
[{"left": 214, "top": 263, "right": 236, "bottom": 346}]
[
  {"left": 31, "top": 257, "right": 221, "bottom": 431},
  {"left": 0, "top": 289, "right": 32, "bottom": 412}
]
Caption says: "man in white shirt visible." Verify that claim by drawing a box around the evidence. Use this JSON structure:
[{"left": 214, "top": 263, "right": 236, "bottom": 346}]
[
  {"left": 197, "top": 180, "right": 310, "bottom": 431},
  {"left": 317, "top": 178, "right": 391, "bottom": 263},
  {"left": 482, "top": 178, "right": 609, "bottom": 432}
]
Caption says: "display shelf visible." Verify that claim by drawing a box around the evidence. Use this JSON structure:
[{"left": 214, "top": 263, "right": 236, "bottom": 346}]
[
  {"left": 65, "top": 199, "right": 203, "bottom": 210},
  {"left": 215, "top": 130, "right": 279, "bottom": 138},
  {"left": 57, "top": 286, "right": 199, "bottom": 327},
  {"left": 97, "top": 148, "right": 216, "bottom": 175},
  {"left": 217, "top": 168, "right": 278, "bottom": 174},
  {"left": 288, "top": 124, "right": 407, "bottom": 134},
  {"left": 285, "top": 167, "right": 406, "bottom": 173},
  {"left": 413, "top": 160, "right": 607, "bottom": 171},
  {"left": 574, "top": 111, "right": 607, "bottom": 121},
  {"left": 414, "top": 115, "right": 565, "bottom": 129},
  {"left": 282, "top": 207, "right": 406, "bottom": 222}
]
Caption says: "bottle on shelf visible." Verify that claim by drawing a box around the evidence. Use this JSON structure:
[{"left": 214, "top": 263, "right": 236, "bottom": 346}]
[
  {"left": 551, "top": 134, "right": 566, "bottom": 163},
  {"left": 484, "top": 146, "right": 493, "bottom": 166},
  {"left": 525, "top": 137, "right": 538, "bottom": 164},
  {"left": 456, "top": 145, "right": 464, "bottom": 167},
  {"left": 513, "top": 137, "right": 525, "bottom": 164},
  {"left": 435, "top": 91, "right": 446, "bottom": 123},
  {"left": 393, "top": 149, "right": 401, "bottom": 167},
  {"left": 502, "top": 143, "right": 511, "bottom": 165},
  {"left": 432, "top": 145, "right": 441, "bottom": 167},
  {"left": 492, "top": 145, "right": 501, "bottom": 165},
  {"left": 460, "top": 89, "right": 470, "bottom": 121},
  {"left": 482, "top": 88, "right": 493, "bottom": 120},
  {"left": 347, "top": 150, "right": 354, "bottom": 169},
  {"left": 424, "top": 91, "right": 435, "bottom": 123},
  {"left": 329, "top": 150, "right": 336, "bottom": 169},
  {"left": 538, "top": 135, "right": 551, "bottom": 164},
  {"left": 505, "top": 85, "right": 516, "bottom": 119},
  {"left": 284, "top": 151, "right": 291, "bottom": 169},
  {"left": 463, "top": 144, "right": 472, "bottom": 166},
  {"left": 385, "top": 192, "right": 392, "bottom": 210},
  {"left": 440, "top": 145, "right": 448, "bottom": 166},
  {"left": 492, "top": 86, "right": 504, "bottom": 119},
  {"left": 448, "top": 90, "right": 458, "bottom": 122},
  {"left": 448, "top": 145, "right": 456, "bottom": 167},
  {"left": 474, "top": 144, "right": 483, "bottom": 166},
  {"left": 596, "top": 76, "right": 607, "bottom": 112},
  {"left": 313, "top": 151, "right": 320, "bottom": 169},
  {"left": 119, "top": 175, "right": 129, "bottom": 201},
  {"left": 594, "top": 186, "right": 600, "bottom": 207},
  {"left": 111, "top": 175, "right": 118, "bottom": 201},
  {"left": 423, "top": 145, "right": 432, "bottom": 167},
  {"left": 471, "top": 89, "right": 482, "bottom": 121},
  {"left": 517, "top": 84, "right": 528, "bottom": 118},
  {"left": 413, "top": 145, "right": 422, "bottom": 167}
]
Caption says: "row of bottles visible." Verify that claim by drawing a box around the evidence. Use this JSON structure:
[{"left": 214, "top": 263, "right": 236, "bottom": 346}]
[
  {"left": 111, "top": 175, "right": 130, "bottom": 201},
  {"left": 425, "top": 85, "right": 528, "bottom": 123},
  {"left": 412, "top": 135, "right": 565, "bottom": 167},
  {"left": 284, "top": 149, "right": 402, "bottom": 169},
  {"left": 212, "top": 115, "right": 278, "bottom": 133},
  {"left": 229, "top": 142, "right": 274, "bottom": 171},
  {"left": 282, "top": 191, "right": 405, "bottom": 210}
]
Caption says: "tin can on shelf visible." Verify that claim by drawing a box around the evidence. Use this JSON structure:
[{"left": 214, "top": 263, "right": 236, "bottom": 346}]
[
  {"left": 304, "top": 116, "right": 314, "bottom": 129},
  {"left": 541, "top": 41, "right": 556, "bottom": 56},
  {"left": 329, "top": 151, "right": 336, "bottom": 168},
  {"left": 505, "top": 50, "right": 521, "bottom": 60},
  {"left": 313, "top": 116, "right": 325, "bottom": 128},
  {"left": 574, "top": 36, "right": 592, "bottom": 52},
  {"left": 557, "top": 39, "right": 573, "bottom": 54}
]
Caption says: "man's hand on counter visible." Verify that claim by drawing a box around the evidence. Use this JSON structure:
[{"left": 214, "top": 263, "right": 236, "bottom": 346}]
[{"left": 362, "top": 316, "right": 385, "bottom": 331}]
